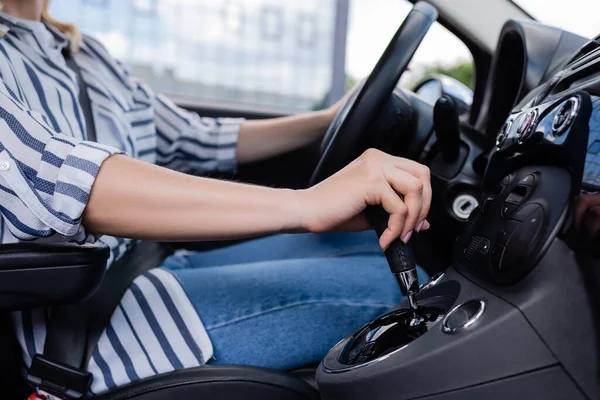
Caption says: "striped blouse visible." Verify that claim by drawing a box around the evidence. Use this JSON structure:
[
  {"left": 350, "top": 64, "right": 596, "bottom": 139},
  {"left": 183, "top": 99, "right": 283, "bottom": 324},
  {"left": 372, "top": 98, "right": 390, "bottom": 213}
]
[{"left": 0, "top": 12, "right": 243, "bottom": 395}]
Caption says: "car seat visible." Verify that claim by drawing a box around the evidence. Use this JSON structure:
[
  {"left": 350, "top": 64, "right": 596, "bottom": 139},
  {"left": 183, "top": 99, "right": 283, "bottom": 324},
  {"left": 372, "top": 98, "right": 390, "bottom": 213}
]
[{"left": 0, "top": 242, "right": 319, "bottom": 400}]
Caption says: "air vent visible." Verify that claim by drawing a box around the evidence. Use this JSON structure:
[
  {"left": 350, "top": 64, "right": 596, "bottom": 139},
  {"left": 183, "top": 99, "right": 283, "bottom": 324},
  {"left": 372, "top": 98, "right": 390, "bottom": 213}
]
[{"left": 570, "top": 36, "right": 600, "bottom": 66}]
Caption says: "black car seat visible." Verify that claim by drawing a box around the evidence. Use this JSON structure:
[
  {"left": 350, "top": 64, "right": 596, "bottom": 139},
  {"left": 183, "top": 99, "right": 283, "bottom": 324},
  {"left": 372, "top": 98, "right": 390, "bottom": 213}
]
[{"left": 0, "top": 242, "right": 319, "bottom": 400}]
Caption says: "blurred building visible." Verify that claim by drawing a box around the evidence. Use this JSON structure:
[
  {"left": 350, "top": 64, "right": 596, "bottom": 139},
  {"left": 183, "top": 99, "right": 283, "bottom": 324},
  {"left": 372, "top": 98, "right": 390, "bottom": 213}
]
[{"left": 50, "top": 0, "right": 348, "bottom": 112}]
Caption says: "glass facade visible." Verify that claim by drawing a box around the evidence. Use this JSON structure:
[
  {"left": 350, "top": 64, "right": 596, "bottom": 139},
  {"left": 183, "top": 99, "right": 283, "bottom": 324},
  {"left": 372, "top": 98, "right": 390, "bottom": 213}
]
[{"left": 50, "top": 0, "right": 343, "bottom": 112}]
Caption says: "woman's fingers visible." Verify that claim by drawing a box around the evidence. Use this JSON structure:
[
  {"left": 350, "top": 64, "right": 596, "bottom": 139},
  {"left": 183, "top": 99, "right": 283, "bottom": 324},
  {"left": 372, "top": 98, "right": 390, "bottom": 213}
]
[
  {"left": 372, "top": 184, "right": 408, "bottom": 250},
  {"left": 393, "top": 159, "right": 432, "bottom": 231},
  {"left": 383, "top": 165, "right": 424, "bottom": 242}
]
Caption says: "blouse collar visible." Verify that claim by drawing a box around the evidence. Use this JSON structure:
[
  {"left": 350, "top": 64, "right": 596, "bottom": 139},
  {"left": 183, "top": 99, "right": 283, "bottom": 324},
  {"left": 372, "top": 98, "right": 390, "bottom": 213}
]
[{"left": 0, "top": 12, "right": 70, "bottom": 51}]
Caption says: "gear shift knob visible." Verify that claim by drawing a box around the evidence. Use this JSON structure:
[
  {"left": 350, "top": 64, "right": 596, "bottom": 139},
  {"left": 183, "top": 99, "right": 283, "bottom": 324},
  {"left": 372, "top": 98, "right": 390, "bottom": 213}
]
[{"left": 366, "top": 206, "right": 420, "bottom": 309}]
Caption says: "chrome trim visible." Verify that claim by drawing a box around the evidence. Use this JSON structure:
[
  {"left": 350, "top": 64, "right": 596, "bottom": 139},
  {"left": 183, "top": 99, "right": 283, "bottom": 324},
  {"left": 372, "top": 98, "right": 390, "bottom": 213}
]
[
  {"left": 496, "top": 119, "right": 512, "bottom": 148},
  {"left": 394, "top": 269, "right": 420, "bottom": 297},
  {"left": 420, "top": 272, "right": 445, "bottom": 291},
  {"left": 517, "top": 109, "right": 538, "bottom": 143},
  {"left": 452, "top": 194, "right": 479, "bottom": 220},
  {"left": 407, "top": 293, "right": 418, "bottom": 310},
  {"left": 321, "top": 343, "right": 410, "bottom": 373},
  {"left": 552, "top": 97, "right": 580, "bottom": 137},
  {"left": 322, "top": 304, "right": 446, "bottom": 374},
  {"left": 441, "top": 300, "right": 486, "bottom": 334}
]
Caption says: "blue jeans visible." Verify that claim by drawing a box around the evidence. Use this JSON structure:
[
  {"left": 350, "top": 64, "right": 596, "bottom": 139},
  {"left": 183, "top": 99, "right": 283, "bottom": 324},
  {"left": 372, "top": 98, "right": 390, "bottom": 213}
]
[{"left": 161, "top": 231, "right": 428, "bottom": 370}]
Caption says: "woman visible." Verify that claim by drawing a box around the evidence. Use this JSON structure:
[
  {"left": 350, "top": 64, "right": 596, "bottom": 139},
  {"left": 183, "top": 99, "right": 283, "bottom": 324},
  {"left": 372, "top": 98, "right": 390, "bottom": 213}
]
[{"left": 0, "top": 0, "right": 431, "bottom": 395}]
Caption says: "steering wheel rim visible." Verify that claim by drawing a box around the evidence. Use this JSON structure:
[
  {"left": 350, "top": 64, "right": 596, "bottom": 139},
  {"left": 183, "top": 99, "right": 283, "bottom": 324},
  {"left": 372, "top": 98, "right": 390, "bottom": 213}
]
[{"left": 309, "top": 2, "right": 438, "bottom": 186}]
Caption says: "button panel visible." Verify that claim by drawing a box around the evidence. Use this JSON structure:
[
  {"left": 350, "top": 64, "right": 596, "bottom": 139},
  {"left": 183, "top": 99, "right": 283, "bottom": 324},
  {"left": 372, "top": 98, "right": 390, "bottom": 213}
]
[
  {"left": 518, "top": 174, "right": 536, "bottom": 186},
  {"left": 501, "top": 203, "right": 518, "bottom": 217},
  {"left": 490, "top": 244, "right": 505, "bottom": 270},
  {"left": 496, "top": 220, "right": 521, "bottom": 246},
  {"left": 476, "top": 238, "right": 491, "bottom": 255},
  {"left": 453, "top": 166, "right": 565, "bottom": 284}
]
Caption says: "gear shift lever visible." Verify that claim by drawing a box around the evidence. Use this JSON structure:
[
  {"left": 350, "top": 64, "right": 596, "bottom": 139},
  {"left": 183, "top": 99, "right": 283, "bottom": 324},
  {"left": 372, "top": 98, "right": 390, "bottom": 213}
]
[
  {"left": 367, "top": 206, "right": 420, "bottom": 309},
  {"left": 433, "top": 95, "right": 461, "bottom": 163}
]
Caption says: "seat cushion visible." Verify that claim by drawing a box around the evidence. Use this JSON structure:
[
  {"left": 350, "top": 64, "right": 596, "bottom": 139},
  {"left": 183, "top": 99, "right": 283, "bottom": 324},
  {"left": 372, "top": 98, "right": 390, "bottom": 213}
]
[{"left": 92, "top": 365, "right": 320, "bottom": 400}]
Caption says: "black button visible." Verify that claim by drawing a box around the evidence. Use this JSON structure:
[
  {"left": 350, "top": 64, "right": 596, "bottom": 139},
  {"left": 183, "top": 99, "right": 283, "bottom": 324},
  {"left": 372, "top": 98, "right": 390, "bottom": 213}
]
[
  {"left": 518, "top": 174, "right": 536, "bottom": 187},
  {"left": 511, "top": 203, "right": 542, "bottom": 222},
  {"left": 496, "top": 220, "right": 521, "bottom": 246},
  {"left": 506, "top": 191, "right": 524, "bottom": 205},
  {"left": 476, "top": 238, "right": 491, "bottom": 255},
  {"left": 490, "top": 244, "right": 505, "bottom": 270},
  {"left": 501, "top": 203, "right": 518, "bottom": 217},
  {"left": 483, "top": 199, "right": 496, "bottom": 215}
]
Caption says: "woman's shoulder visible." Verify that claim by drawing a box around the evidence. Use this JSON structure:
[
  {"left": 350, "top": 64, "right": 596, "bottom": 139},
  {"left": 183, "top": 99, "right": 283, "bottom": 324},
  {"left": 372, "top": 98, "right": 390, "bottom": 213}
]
[
  {"left": 78, "top": 35, "right": 134, "bottom": 88},
  {"left": 79, "top": 34, "right": 110, "bottom": 60}
]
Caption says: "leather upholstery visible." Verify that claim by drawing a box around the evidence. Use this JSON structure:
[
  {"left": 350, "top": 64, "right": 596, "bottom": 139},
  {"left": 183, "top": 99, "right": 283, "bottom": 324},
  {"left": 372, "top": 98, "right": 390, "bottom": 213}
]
[
  {"left": 93, "top": 365, "right": 320, "bottom": 400},
  {"left": 0, "top": 242, "right": 320, "bottom": 400}
]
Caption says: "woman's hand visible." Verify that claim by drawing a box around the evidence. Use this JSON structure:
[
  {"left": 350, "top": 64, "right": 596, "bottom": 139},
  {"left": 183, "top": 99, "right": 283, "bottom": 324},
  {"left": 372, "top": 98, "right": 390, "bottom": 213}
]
[
  {"left": 571, "top": 194, "right": 600, "bottom": 245},
  {"left": 297, "top": 148, "right": 431, "bottom": 250},
  {"left": 237, "top": 81, "right": 362, "bottom": 164},
  {"left": 324, "top": 80, "right": 363, "bottom": 123}
]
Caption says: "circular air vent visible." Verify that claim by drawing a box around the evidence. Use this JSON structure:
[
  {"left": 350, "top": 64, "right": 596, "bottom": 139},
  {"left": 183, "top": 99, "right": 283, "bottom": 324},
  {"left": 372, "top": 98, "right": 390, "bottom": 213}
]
[{"left": 552, "top": 97, "right": 580, "bottom": 138}]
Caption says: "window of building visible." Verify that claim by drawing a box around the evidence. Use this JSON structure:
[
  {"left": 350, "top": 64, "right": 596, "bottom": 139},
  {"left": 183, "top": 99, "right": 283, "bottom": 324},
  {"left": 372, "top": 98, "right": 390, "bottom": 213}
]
[{"left": 49, "top": 0, "right": 472, "bottom": 113}]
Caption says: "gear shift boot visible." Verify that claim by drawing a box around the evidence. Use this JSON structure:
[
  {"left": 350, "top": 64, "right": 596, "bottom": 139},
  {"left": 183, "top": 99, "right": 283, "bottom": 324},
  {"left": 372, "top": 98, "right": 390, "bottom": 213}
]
[{"left": 338, "top": 306, "right": 445, "bottom": 367}]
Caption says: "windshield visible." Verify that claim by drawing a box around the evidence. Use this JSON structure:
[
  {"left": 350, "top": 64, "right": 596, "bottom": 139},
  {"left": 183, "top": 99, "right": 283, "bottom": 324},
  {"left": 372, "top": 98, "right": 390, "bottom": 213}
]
[{"left": 513, "top": 0, "right": 599, "bottom": 39}]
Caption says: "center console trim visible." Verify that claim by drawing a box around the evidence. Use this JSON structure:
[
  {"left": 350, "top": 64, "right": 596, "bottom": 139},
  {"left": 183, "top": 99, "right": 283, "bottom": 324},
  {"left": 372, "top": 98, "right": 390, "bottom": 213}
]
[{"left": 441, "top": 299, "right": 486, "bottom": 334}]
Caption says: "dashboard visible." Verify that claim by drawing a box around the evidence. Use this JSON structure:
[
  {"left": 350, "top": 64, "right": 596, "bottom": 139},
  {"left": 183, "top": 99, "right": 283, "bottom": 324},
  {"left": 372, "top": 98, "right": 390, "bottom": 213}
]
[
  {"left": 461, "top": 18, "right": 600, "bottom": 193},
  {"left": 474, "top": 20, "right": 588, "bottom": 138},
  {"left": 491, "top": 36, "right": 600, "bottom": 192}
]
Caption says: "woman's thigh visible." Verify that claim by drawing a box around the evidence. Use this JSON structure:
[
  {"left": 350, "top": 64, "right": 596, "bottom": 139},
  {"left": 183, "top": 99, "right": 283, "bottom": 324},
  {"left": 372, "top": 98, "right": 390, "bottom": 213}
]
[
  {"left": 163, "top": 231, "right": 382, "bottom": 270},
  {"left": 164, "top": 254, "right": 428, "bottom": 370}
]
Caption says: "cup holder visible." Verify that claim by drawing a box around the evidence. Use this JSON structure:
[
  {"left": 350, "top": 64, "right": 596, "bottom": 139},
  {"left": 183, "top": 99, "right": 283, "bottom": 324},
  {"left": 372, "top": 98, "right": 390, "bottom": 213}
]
[{"left": 338, "top": 306, "right": 445, "bottom": 368}]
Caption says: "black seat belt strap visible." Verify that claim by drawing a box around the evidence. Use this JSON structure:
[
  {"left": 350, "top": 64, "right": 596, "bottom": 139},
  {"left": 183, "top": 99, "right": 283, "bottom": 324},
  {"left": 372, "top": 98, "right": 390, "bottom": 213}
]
[
  {"left": 62, "top": 48, "right": 97, "bottom": 143},
  {"left": 29, "top": 242, "right": 170, "bottom": 399},
  {"left": 27, "top": 47, "right": 170, "bottom": 399},
  {"left": 41, "top": 46, "right": 97, "bottom": 370},
  {"left": 26, "top": 47, "right": 100, "bottom": 400}
]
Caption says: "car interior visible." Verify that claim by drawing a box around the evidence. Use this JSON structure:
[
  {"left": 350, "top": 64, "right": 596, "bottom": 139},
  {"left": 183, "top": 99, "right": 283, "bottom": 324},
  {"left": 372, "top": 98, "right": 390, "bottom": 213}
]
[{"left": 2, "top": 0, "right": 600, "bottom": 399}]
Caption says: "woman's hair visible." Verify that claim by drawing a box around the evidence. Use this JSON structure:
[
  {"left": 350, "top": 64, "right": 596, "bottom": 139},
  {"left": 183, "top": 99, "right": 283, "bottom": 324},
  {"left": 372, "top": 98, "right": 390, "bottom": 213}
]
[
  {"left": 41, "top": 0, "right": 82, "bottom": 51},
  {"left": 0, "top": 1, "right": 82, "bottom": 51}
]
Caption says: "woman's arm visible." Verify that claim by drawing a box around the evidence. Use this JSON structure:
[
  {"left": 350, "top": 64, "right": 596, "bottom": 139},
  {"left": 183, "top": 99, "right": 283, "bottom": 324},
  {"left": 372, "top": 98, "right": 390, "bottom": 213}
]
[
  {"left": 82, "top": 155, "right": 301, "bottom": 241},
  {"left": 236, "top": 89, "right": 355, "bottom": 164},
  {"left": 236, "top": 109, "right": 332, "bottom": 164},
  {"left": 83, "top": 149, "right": 431, "bottom": 249}
]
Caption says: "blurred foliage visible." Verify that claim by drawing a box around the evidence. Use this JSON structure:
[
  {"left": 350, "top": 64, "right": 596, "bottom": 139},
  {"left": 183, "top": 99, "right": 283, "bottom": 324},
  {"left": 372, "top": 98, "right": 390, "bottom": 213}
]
[
  {"left": 346, "top": 75, "right": 358, "bottom": 92},
  {"left": 418, "top": 62, "right": 474, "bottom": 89}
]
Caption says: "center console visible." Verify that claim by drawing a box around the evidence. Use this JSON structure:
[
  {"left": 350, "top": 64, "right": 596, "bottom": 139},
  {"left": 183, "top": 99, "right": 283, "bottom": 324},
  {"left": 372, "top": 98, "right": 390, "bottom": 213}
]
[{"left": 316, "top": 78, "right": 600, "bottom": 397}]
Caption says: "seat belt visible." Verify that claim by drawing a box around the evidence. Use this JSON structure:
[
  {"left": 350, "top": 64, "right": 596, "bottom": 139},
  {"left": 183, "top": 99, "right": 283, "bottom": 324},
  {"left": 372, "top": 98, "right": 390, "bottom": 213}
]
[
  {"left": 63, "top": 48, "right": 97, "bottom": 142},
  {"left": 26, "top": 48, "right": 171, "bottom": 400}
]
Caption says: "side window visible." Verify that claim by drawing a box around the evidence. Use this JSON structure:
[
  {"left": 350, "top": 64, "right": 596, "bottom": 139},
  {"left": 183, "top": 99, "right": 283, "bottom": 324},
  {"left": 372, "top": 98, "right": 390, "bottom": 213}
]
[
  {"left": 50, "top": 0, "right": 472, "bottom": 112},
  {"left": 50, "top": 0, "right": 338, "bottom": 113},
  {"left": 347, "top": 0, "right": 474, "bottom": 91}
]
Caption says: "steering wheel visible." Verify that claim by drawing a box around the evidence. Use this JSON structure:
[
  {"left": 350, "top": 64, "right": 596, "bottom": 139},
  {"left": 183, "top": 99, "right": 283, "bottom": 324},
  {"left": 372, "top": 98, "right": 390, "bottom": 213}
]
[{"left": 309, "top": 2, "right": 438, "bottom": 186}]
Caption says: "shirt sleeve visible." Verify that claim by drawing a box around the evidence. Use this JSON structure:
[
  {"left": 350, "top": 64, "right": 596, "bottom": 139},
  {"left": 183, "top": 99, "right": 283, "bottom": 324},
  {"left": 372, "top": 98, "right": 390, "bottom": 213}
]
[
  {"left": 111, "top": 60, "right": 244, "bottom": 174},
  {"left": 86, "top": 37, "right": 244, "bottom": 174},
  {"left": 0, "top": 82, "right": 123, "bottom": 242},
  {"left": 151, "top": 92, "right": 244, "bottom": 174}
]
